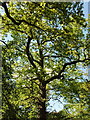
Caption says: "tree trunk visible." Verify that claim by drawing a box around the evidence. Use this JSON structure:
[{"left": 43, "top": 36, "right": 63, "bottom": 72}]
[
  {"left": 38, "top": 82, "right": 46, "bottom": 120},
  {"left": 39, "top": 101, "right": 46, "bottom": 120}
]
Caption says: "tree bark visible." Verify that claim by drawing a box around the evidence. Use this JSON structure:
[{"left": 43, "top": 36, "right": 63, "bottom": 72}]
[{"left": 38, "top": 82, "right": 46, "bottom": 120}]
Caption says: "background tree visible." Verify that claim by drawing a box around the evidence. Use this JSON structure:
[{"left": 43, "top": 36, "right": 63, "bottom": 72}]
[
  {"left": 1, "top": 2, "right": 90, "bottom": 120},
  {"left": 2, "top": 43, "right": 18, "bottom": 120}
]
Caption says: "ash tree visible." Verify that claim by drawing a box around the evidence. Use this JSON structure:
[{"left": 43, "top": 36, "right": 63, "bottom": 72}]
[{"left": 1, "top": 2, "right": 90, "bottom": 120}]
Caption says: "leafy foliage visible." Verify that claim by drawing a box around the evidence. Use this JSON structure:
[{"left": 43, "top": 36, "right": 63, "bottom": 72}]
[{"left": 1, "top": 2, "right": 90, "bottom": 120}]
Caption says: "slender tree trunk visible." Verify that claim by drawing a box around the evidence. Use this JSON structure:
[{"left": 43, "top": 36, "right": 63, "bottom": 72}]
[{"left": 38, "top": 82, "right": 46, "bottom": 120}]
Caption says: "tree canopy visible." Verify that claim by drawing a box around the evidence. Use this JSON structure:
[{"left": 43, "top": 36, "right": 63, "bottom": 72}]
[{"left": 1, "top": 2, "right": 90, "bottom": 120}]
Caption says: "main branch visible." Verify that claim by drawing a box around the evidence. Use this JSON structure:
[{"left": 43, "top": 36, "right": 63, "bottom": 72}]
[
  {"left": 26, "top": 36, "right": 37, "bottom": 68},
  {"left": 46, "top": 58, "right": 90, "bottom": 84},
  {"left": 2, "top": 2, "right": 45, "bottom": 31}
]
